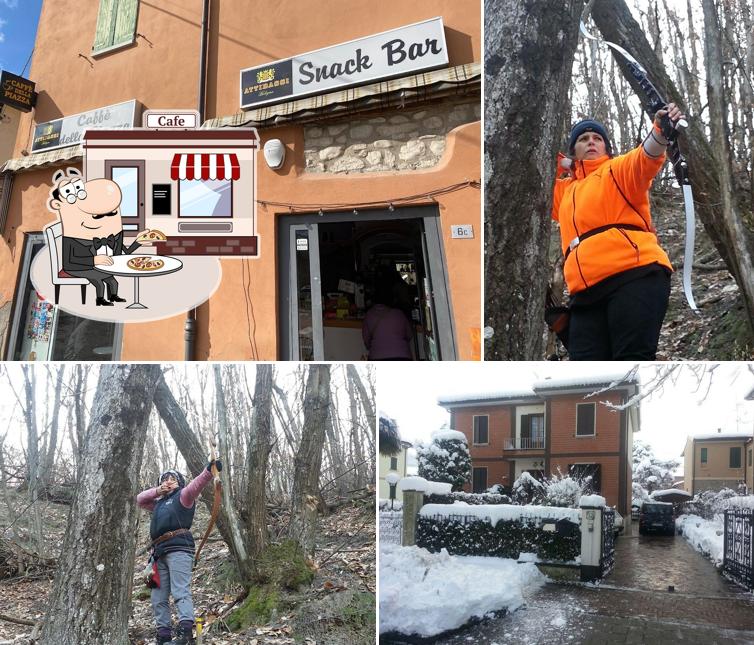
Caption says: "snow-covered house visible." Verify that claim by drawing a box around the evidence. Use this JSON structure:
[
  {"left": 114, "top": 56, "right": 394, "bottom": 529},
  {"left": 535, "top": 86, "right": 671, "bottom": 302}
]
[
  {"left": 438, "top": 373, "right": 639, "bottom": 517},
  {"left": 682, "top": 430, "right": 753, "bottom": 495},
  {"left": 379, "top": 440, "right": 413, "bottom": 502}
]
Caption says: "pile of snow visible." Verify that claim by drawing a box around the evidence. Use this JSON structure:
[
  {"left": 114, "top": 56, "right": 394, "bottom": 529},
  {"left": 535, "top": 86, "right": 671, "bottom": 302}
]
[
  {"left": 579, "top": 495, "right": 606, "bottom": 508},
  {"left": 379, "top": 543, "right": 545, "bottom": 637},
  {"left": 419, "top": 502, "right": 580, "bottom": 526},
  {"left": 726, "top": 496, "right": 754, "bottom": 510},
  {"left": 676, "top": 514, "right": 724, "bottom": 565},
  {"left": 397, "top": 476, "right": 452, "bottom": 495},
  {"left": 379, "top": 498, "right": 403, "bottom": 511}
]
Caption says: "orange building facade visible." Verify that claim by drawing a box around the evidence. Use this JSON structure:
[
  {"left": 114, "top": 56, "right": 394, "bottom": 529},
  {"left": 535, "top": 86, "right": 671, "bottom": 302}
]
[
  {"left": 440, "top": 375, "right": 639, "bottom": 515},
  {"left": 0, "top": 1, "right": 481, "bottom": 361}
]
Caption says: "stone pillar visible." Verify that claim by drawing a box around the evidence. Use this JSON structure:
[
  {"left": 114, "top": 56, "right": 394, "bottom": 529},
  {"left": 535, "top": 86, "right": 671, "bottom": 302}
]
[
  {"left": 401, "top": 489, "right": 425, "bottom": 547},
  {"left": 579, "top": 506, "right": 604, "bottom": 582}
]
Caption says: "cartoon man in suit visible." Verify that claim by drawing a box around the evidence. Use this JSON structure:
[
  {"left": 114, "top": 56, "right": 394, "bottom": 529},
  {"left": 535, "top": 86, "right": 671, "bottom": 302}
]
[{"left": 47, "top": 167, "right": 152, "bottom": 306}]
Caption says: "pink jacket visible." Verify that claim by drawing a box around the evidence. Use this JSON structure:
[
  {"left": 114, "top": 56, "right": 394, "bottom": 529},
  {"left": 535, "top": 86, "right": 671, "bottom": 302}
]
[{"left": 136, "top": 468, "right": 213, "bottom": 511}]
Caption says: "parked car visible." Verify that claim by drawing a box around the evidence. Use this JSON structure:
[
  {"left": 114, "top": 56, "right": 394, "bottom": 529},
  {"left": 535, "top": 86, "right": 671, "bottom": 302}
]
[
  {"left": 639, "top": 502, "right": 675, "bottom": 536},
  {"left": 613, "top": 510, "right": 624, "bottom": 538}
]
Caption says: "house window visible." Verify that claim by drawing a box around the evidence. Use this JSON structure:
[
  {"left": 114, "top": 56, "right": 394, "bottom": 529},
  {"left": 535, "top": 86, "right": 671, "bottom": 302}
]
[
  {"left": 700, "top": 447, "right": 707, "bottom": 464},
  {"left": 576, "top": 403, "right": 596, "bottom": 437},
  {"left": 179, "top": 180, "right": 233, "bottom": 217},
  {"left": 390, "top": 456, "right": 398, "bottom": 470},
  {"left": 569, "top": 463, "right": 601, "bottom": 493},
  {"left": 473, "top": 415, "right": 489, "bottom": 444},
  {"left": 92, "top": 0, "right": 139, "bottom": 55},
  {"left": 521, "top": 414, "right": 545, "bottom": 449},
  {"left": 472, "top": 467, "right": 487, "bottom": 493},
  {"left": 730, "top": 447, "right": 742, "bottom": 469}
]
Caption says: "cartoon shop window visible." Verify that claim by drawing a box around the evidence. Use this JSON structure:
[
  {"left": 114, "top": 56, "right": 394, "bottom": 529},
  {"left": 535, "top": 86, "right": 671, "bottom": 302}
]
[{"left": 172, "top": 153, "right": 238, "bottom": 218}]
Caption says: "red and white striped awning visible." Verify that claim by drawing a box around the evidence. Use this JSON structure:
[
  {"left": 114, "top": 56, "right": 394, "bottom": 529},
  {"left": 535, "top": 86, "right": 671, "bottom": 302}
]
[{"left": 170, "top": 153, "right": 240, "bottom": 180}]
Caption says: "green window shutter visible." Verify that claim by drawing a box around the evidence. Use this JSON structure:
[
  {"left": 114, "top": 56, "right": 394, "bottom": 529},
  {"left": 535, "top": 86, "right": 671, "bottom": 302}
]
[
  {"left": 112, "top": 0, "right": 139, "bottom": 48},
  {"left": 93, "top": 0, "right": 117, "bottom": 52},
  {"left": 92, "top": 0, "right": 139, "bottom": 53}
]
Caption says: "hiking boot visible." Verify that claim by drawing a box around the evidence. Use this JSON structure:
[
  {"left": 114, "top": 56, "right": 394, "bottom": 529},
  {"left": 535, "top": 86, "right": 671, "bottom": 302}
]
[
  {"left": 156, "top": 635, "right": 172, "bottom": 645},
  {"left": 168, "top": 625, "right": 195, "bottom": 645}
]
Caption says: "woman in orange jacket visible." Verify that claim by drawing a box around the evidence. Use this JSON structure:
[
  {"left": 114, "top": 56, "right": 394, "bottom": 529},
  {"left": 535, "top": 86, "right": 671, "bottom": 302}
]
[{"left": 552, "top": 103, "right": 685, "bottom": 360}]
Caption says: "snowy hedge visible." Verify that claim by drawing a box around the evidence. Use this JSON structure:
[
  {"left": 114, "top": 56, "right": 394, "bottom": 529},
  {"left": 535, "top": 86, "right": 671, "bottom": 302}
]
[
  {"left": 425, "top": 491, "right": 513, "bottom": 506},
  {"left": 415, "top": 508, "right": 580, "bottom": 563},
  {"left": 416, "top": 431, "right": 471, "bottom": 491}
]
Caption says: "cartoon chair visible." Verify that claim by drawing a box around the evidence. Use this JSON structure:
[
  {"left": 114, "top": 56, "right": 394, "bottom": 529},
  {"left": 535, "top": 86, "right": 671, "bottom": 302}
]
[{"left": 45, "top": 222, "right": 88, "bottom": 305}]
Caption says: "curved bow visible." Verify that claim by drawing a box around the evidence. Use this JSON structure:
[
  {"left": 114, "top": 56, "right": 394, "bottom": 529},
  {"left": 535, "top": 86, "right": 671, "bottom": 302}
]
[
  {"left": 579, "top": 21, "right": 699, "bottom": 312},
  {"left": 194, "top": 439, "right": 222, "bottom": 567}
]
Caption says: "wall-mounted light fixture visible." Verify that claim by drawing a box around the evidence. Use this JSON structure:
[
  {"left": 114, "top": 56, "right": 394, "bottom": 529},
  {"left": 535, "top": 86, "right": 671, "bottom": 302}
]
[{"left": 263, "top": 139, "right": 286, "bottom": 170}]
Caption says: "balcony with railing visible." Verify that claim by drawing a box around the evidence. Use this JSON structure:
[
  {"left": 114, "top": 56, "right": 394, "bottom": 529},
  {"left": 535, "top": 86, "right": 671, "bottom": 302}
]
[{"left": 504, "top": 436, "right": 545, "bottom": 451}]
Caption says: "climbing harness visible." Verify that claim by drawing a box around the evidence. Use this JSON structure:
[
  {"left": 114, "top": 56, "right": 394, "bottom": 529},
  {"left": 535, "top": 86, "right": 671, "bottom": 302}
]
[{"left": 579, "top": 21, "right": 699, "bottom": 312}]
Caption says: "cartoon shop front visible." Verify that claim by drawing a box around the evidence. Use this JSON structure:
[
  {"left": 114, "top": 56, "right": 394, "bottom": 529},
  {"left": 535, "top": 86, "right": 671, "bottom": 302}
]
[{"left": 0, "top": 13, "right": 481, "bottom": 361}]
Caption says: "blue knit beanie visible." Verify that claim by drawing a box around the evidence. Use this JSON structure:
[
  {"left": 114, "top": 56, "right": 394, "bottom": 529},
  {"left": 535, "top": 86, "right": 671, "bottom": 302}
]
[{"left": 568, "top": 119, "right": 613, "bottom": 156}]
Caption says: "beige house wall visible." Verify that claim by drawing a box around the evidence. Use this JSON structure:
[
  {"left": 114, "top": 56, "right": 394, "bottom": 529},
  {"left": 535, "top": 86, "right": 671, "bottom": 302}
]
[
  {"left": 378, "top": 445, "right": 410, "bottom": 502},
  {"left": 691, "top": 439, "right": 748, "bottom": 494}
]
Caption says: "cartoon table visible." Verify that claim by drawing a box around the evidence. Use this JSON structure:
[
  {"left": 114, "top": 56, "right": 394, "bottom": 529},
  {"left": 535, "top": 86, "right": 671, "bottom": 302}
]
[{"left": 98, "top": 255, "right": 183, "bottom": 309}]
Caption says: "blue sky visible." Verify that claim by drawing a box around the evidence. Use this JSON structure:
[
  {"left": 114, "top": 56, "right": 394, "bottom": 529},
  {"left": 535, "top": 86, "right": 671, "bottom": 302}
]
[{"left": 0, "top": 0, "right": 43, "bottom": 75}]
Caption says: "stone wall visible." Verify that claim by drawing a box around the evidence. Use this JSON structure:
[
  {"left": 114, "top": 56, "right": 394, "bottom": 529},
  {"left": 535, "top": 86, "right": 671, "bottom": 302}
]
[{"left": 304, "top": 99, "right": 480, "bottom": 174}]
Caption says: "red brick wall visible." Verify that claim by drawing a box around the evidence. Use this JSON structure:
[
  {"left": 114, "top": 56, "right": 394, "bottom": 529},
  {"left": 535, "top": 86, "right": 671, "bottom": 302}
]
[
  {"left": 453, "top": 405, "right": 512, "bottom": 491},
  {"left": 549, "top": 391, "right": 623, "bottom": 455}
]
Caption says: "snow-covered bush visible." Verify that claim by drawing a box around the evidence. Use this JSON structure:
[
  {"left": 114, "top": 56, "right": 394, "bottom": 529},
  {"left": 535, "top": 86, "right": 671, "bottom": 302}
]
[
  {"left": 486, "top": 483, "right": 510, "bottom": 496},
  {"left": 426, "top": 490, "right": 512, "bottom": 506},
  {"left": 512, "top": 472, "right": 544, "bottom": 505},
  {"left": 416, "top": 430, "right": 471, "bottom": 491},
  {"left": 683, "top": 488, "right": 742, "bottom": 519},
  {"left": 540, "top": 474, "right": 591, "bottom": 508}
]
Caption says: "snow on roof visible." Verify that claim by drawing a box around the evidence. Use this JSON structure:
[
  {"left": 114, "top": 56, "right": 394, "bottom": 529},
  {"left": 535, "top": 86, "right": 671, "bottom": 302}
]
[
  {"left": 692, "top": 432, "right": 753, "bottom": 441},
  {"left": 437, "top": 389, "right": 537, "bottom": 406},
  {"left": 533, "top": 372, "right": 638, "bottom": 392},
  {"left": 419, "top": 502, "right": 581, "bottom": 526},
  {"left": 650, "top": 489, "right": 692, "bottom": 499},
  {"left": 431, "top": 429, "right": 467, "bottom": 443},
  {"left": 578, "top": 495, "right": 606, "bottom": 508},
  {"left": 397, "top": 476, "right": 453, "bottom": 495}
]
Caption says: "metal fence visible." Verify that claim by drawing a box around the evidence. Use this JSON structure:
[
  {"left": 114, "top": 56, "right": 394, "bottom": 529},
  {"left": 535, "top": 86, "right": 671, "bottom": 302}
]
[
  {"left": 503, "top": 436, "right": 545, "bottom": 450},
  {"left": 379, "top": 510, "right": 403, "bottom": 545},
  {"left": 600, "top": 508, "right": 615, "bottom": 577},
  {"left": 723, "top": 508, "right": 754, "bottom": 591}
]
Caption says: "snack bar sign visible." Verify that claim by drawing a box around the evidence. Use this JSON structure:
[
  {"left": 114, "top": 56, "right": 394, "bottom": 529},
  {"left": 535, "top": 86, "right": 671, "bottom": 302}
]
[
  {"left": 32, "top": 99, "right": 138, "bottom": 153},
  {"left": 240, "top": 17, "right": 448, "bottom": 109}
]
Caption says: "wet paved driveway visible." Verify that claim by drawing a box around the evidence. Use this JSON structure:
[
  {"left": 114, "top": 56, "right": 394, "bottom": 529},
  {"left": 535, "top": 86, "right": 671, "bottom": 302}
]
[{"left": 430, "top": 533, "right": 754, "bottom": 644}]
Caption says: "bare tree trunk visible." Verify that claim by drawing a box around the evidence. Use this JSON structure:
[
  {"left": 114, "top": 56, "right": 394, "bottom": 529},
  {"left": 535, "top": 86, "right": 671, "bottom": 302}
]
[
  {"left": 244, "top": 364, "right": 274, "bottom": 561},
  {"left": 591, "top": 0, "right": 754, "bottom": 338},
  {"left": 41, "top": 366, "right": 65, "bottom": 492},
  {"left": 484, "top": 0, "right": 586, "bottom": 359},
  {"left": 289, "top": 365, "right": 330, "bottom": 555},
  {"left": 20, "top": 366, "right": 43, "bottom": 554},
  {"left": 39, "top": 364, "right": 161, "bottom": 645},
  {"left": 212, "top": 366, "right": 253, "bottom": 582},
  {"left": 346, "top": 364, "right": 374, "bottom": 441}
]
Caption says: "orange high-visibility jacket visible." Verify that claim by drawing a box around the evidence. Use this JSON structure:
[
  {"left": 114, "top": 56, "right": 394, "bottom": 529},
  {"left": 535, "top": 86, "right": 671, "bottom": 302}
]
[{"left": 552, "top": 144, "right": 673, "bottom": 295}]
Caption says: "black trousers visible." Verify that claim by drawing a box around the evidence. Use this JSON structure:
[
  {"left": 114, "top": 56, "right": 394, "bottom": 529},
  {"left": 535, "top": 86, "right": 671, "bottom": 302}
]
[
  {"left": 67, "top": 268, "right": 119, "bottom": 299},
  {"left": 568, "top": 270, "right": 670, "bottom": 360}
]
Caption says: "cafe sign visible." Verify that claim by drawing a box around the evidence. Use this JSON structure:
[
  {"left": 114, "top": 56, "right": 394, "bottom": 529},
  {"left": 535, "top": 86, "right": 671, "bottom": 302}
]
[
  {"left": 31, "top": 99, "right": 139, "bottom": 153},
  {"left": 240, "top": 17, "right": 448, "bottom": 109},
  {"left": 0, "top": 71, "right": 36, "bottom": 112}
]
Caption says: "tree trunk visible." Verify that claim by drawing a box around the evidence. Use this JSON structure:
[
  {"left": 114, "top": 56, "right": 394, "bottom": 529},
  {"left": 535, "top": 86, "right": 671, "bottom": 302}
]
[
  {"left": 289, "top": 365, "right": 330, "bottom": 555},
  {"left": 484, "top": 0, "right": 586, "bottom": 359},
  {"left": 591, "top": 0, "right": 754, "bottom": 337},
  {"left": 212, "top": 366, "right": 253, "bottom": 583},
  {"left": 345, "top": 364, "right": 374, "bottom": 441},
  {"left": 39, "top": 364, "right": 161, "bottom": 645},
  {"left": 244, "top": 364, "right": 274, "bottom": 562},
  {"left": 21, "top": 366, "right": 43, "bottom": 554},
  {"left": 41, "top": 365, "right": 65, "bottom": 492}
]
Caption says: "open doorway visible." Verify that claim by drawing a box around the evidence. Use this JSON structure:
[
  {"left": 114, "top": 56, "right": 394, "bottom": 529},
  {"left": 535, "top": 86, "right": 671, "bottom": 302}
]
[{"left": 278, "top": 206, "right": 456, "bottom": 361}]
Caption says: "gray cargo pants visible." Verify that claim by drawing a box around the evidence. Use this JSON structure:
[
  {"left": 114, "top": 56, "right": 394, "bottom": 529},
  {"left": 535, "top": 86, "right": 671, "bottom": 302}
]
[{"left": 151, "top": 550, "right": 195, "bottom": 628}]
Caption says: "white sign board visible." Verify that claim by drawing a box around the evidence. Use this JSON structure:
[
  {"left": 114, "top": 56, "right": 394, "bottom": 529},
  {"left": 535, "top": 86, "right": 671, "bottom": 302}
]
[
  {"left": 32, "top": 99, "right": 138, "bottom": 153},
  {"left": 143, "top": 110, "right": 199, "bottom": 129},
  {"left": 240, "top": 17, "right": 448, "bottom": 109},
  {"left": 451, "top": 225, "right": 474, "bottom": 239}
]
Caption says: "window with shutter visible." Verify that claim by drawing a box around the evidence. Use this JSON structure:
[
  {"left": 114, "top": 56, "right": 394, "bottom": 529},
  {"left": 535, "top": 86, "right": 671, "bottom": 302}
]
[
  {"left": 472, "top": 467, "right": 487, "bottom": 493},
  {"left": 93, "top": 0, "right": 139, "bottom": 55},
  {"left": 473, "top": 415, "right": 488, "bottom": 445},
  {"left": 730, "top": 447, "right": 742, "bottom": 469}
]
